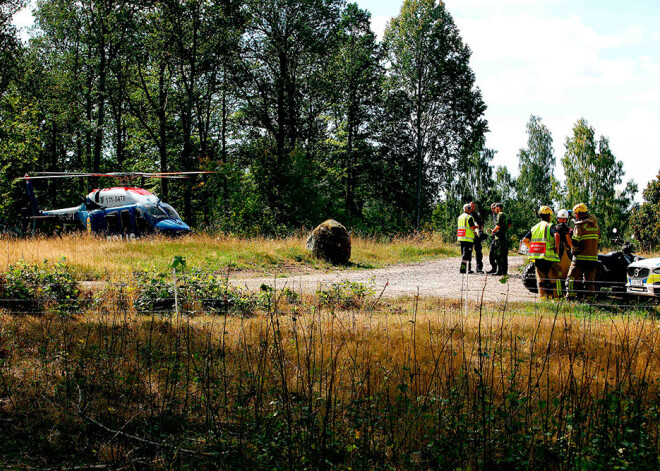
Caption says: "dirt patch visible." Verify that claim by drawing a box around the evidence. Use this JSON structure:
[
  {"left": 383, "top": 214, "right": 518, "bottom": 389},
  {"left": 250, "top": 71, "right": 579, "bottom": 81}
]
[{"left": 231, "top": 256, "right": 535, "bottom": 302}]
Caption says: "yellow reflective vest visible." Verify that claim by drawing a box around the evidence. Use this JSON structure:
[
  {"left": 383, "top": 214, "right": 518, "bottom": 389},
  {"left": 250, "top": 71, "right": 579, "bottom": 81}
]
[
  {"left": 457, "top": 213, "right": 475, "bottom": 243},
  {"left": 529, "top": 221, "right": 559, "bottom": 262}
]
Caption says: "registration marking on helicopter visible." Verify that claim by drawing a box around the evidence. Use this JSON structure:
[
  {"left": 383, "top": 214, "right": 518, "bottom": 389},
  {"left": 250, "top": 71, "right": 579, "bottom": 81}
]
[{"left": 101, "top": 195, "right": 127, "bottom": 204}]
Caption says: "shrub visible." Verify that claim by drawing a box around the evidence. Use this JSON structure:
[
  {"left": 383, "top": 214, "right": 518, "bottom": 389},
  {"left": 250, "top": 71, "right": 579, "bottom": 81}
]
[
  {"left": 0, "top": 258, "right": 80, "bottom": 314},
  {"left": 133, "top": 269, "right": 260, "bottom": 316},
  {"left": 316, "top": 279, "right": 375, "bottom": 310}
]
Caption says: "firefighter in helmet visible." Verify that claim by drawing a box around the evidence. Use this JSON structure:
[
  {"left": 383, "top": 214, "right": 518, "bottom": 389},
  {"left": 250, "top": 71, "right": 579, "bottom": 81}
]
[
  {"left": 523, "top": 206, "right": 562, "bottom": 299},
  {"left": 566, "top": 203, "right": 601, "bottom": 299}
]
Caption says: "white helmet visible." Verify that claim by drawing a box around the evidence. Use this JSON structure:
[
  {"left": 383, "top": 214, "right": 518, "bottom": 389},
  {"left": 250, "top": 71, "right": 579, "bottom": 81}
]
[{"left": 557, "top": 209, "right": 569, "bottom": 219}]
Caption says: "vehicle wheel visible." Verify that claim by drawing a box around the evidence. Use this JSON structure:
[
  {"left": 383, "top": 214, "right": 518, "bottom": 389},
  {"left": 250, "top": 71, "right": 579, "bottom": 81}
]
[{"left": 522, "top": 262, "right": 538, "bottom": 293}]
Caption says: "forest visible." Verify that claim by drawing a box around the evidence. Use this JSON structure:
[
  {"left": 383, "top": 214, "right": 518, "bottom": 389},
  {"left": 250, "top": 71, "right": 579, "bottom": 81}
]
[{"left": 1, "top": 0, "right": 657, "bottom": 245}]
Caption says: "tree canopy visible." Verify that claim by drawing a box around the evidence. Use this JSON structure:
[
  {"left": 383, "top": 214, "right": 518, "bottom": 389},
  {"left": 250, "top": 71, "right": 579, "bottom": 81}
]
[{"left": 0, "top": 1, "right": 639, "bottom": 242}]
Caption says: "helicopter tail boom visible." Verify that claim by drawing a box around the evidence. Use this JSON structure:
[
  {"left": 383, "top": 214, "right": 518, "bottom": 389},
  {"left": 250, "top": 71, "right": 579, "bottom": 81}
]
[{"left": 24, "top": 175, "right": 40, "bottom": 216}]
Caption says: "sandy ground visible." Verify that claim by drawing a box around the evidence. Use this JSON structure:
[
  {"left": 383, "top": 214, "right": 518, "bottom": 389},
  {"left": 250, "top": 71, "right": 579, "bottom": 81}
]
[{"left": 231, "top": 256, "right": 535, "bottom": 303}]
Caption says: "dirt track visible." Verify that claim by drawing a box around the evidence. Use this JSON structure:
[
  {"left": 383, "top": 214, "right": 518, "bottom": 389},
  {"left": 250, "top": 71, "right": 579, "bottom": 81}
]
[{"left": 232, "top": 256, "right": 535, "bottom": 303}]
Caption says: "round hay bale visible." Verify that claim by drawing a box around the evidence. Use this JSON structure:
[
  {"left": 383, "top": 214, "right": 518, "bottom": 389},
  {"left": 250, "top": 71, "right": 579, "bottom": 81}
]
[{"left": 305, "top": 219, "right": 351, "bottom": 265}]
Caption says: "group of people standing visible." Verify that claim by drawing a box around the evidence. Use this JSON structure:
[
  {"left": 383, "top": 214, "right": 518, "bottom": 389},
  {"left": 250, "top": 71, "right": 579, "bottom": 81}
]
[
  {"left": 457, "top": 201, "right": 509, "bottom": 276},
  {"left": 523, "top": 203, "right": 600, "bottom": 300},
  {"left": 457, "top": 201, "right": 601, "bottom": 300}
]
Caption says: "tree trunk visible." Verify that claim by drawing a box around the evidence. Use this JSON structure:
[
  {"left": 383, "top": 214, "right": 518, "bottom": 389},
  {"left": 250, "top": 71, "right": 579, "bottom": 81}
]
[
  {"left": 158, "top": 63, "right": 168, "bottom": 200},
  {"left": 415, "top": 95, "right": 423, "bottom": 231},
  {"left": 92, "top": 18, "right": 107, "bottom": 173}
]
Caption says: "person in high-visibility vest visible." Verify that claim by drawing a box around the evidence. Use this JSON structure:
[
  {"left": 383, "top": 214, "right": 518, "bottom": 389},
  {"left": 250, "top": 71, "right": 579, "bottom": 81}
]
[
  {"left": 522, "top": 206, "right": 562, "bottom": 299},
  {"left": 457, "top": 203, "right": 479, "bottom": 274},
  {"left": 566, "top": 203, "right": 601, "bottom": 299}
]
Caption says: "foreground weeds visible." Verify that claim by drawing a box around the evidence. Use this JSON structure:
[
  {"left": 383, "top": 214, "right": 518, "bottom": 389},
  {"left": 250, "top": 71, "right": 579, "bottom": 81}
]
[{"left": 0, "top": 279, "right": 658, "bottom": 469}]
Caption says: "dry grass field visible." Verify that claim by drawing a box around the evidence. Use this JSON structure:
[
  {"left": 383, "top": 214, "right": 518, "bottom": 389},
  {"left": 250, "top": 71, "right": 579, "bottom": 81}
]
[
  {"left": 0, "top": 232, "right": 458, "bottom": 277},
  {"left": 0, "top": 236, "right": 658, "bottom": 469},
  {"left": 0, "top": 289, "right": 658, "bottom": 469}
]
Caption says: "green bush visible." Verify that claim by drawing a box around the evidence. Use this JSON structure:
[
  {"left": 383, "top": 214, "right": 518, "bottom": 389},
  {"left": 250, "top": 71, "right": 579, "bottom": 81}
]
[
  {"left": 316, "top": 279, "right": 375, "bottom": 310},
  {"left": 133, "top": 269, "right": 263, "bottom": 316},
  {"left": 0, "top": 258, "right": 80, "bottom": 314}
]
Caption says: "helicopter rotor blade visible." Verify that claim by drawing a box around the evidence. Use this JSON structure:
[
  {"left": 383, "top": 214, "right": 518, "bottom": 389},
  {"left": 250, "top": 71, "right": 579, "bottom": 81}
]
[
  {"left": 18, "top": 174, "right": 94, "bottom": 180},
  {"left": 17, "top": 171, "right": 219, "bottom": 181}
]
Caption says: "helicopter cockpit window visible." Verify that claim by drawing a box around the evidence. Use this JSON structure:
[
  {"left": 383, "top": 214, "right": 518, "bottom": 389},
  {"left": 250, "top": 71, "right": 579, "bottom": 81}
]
[
  {"left": 143, "top": 204, "right": 168, "bottom": 222},
  {"left": 160, "top": 203, "right": 182, "bottom": 221}
]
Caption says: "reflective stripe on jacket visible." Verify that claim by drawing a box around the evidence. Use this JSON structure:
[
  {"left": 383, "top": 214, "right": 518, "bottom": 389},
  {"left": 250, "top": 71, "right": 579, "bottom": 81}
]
[
  {"left": 457, "top": 213, "right": 475, "bottom": 243},
  {"left": 529, "top": 221, "right": 560, "bottom": 262},
  {"left": 572, "top": 214, "right": 600, "bottom": 261}
]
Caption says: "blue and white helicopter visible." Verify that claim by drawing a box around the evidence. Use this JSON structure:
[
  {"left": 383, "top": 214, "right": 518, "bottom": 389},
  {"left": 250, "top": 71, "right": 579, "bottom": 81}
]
[{"left": 21, "top": 172, "right": 213, "bottom": 239}]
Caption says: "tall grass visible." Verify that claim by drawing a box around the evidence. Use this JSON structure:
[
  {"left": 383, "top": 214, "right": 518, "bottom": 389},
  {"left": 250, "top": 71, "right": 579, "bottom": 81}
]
[
  {"left": 0, "top": 232, "right": 458, "bottom": 277},
  {"left": 0, "top": 287, "right": 658, "bottom": 469}
]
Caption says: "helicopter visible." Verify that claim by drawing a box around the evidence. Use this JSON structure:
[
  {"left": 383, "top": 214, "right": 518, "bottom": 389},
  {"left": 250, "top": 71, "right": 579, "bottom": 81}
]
[{"left": 20, "top": 172, "right": 214, "bottom": 239}]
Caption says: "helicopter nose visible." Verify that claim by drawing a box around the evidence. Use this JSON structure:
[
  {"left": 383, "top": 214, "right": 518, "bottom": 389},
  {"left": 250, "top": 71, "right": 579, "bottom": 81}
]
[{"left": 155, "top": 219, "right": 191, "bottom": 234}]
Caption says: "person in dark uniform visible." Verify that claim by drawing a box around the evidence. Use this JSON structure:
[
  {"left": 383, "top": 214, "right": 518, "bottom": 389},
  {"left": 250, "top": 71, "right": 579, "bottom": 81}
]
[
  {"left": 469, "top": 201, "right": 485, "bottom": 273},
  {"left": 488, "top": 202, "right": 509, "bottom": 276}
]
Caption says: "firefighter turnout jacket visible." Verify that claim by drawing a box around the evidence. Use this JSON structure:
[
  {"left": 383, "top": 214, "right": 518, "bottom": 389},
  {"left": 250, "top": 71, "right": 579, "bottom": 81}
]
[{"left": 571, "top": 214, "right": 601, "bottom": 262}]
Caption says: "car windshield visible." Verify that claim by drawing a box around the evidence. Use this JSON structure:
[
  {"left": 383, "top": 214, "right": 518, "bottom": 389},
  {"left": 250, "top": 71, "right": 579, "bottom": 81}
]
[
  {"left": 142, "top": 204, "right": 168, "bottom": 222},
  {"left": 160, "top": 203, "right": 182, "bottom": 221}
]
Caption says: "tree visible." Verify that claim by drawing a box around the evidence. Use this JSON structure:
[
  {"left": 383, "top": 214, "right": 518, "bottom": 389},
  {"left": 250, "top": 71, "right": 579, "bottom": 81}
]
[
  {"left": 383, "top": 0, "right": 487, "bottom": 229},
  {"left": 0, "top": 88, "right": 42, "bottom": 224},
  {"left": 515, "top": 115, "right": 557, "bottom": 230},
  {"left": 152, "top": 0, "right": 242, "bottom": 223},
  {"left": 432, "top": 147, "right": 496, "bottom": 239},
  {"left": 630, "top": 170, "right": 660, "bottom": 249},
  {"left": 517, "top": 115, "right": 556, "bottom": 205},
  {"left": 562, "top": 118, "right": 636, "bottom": 239},
  {"left": 323, "top": 3, "right": 383, "bottom": 221},
  {"left": 0, "top": 0, "right": 24, "bottom": 97},
  {"left": 231, "top": 0, "right": 343, "bottom": 226}
]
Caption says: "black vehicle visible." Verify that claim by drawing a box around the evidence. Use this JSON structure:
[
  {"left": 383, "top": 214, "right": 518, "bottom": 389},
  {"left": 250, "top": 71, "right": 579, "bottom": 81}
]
[{"left": 522, "top": 230, "right": 643, "bottom": 296}]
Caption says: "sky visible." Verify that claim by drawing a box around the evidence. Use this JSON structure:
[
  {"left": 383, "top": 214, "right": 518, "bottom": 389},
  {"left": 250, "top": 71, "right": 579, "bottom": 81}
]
[
  {"left": 355, "top": 0, "right": 660, "bottom": 198},
  {"left": 12, "top": 0, "right": 660, "bottom": 197}
]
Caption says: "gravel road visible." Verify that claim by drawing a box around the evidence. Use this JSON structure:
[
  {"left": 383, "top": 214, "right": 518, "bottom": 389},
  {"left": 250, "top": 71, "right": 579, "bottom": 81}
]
[{"left": 232, "top": 256, "right": 536, "bottom": 303}]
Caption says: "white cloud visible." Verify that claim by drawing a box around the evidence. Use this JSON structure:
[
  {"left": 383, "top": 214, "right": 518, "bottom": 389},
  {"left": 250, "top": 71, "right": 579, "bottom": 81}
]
[
  {"left": 625, "top": 86, "right": 660, "bottom": 104},
  {"left": 464, "top": 24, "right": 637, "bottom": 110},
  {"left": 370, "top": 14, "right": 391, "bottom": 40},
  {"left": 597, "top": 108, "right": 660, "bottom": 191},
  {"left": 640, "top": 56, "right": 660, "bottom": 74},
  {"left": 447, "top": 5, "right": 659, "bottom": 199},
  {"left": 446, "top": 0, "right": 565, "bottom": 11}
]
